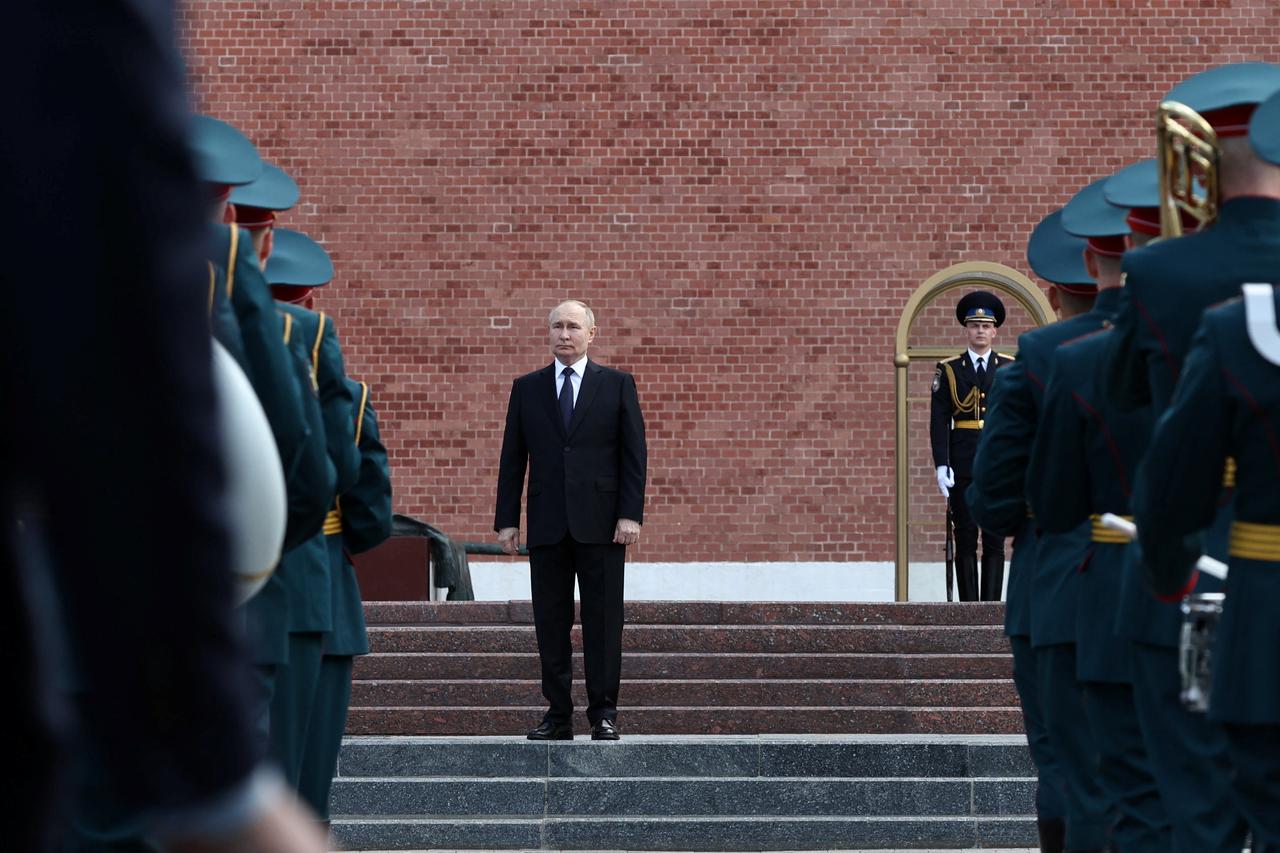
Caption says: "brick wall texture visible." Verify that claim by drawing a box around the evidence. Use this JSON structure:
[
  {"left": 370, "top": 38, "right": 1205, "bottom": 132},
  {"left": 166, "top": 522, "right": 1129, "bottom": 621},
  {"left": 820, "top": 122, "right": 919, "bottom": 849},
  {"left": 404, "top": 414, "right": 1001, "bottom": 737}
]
[{"left": 180, "top": 1, "right": 1280, "bottom": 565}]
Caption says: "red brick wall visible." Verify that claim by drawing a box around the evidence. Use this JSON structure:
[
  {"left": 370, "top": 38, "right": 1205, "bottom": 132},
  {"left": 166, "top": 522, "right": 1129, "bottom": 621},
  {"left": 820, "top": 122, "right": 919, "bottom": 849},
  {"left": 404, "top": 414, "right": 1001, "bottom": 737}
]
[{"left": 179, "top": 1, "right": 1280, "bottom": 564}]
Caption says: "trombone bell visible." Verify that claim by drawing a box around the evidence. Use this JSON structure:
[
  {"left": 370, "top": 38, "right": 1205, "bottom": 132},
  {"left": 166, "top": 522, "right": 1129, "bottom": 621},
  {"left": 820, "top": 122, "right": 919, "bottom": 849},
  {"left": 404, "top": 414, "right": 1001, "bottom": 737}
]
[{"left": 1156, "top": 100, "right": 1220, "bottom": 238}]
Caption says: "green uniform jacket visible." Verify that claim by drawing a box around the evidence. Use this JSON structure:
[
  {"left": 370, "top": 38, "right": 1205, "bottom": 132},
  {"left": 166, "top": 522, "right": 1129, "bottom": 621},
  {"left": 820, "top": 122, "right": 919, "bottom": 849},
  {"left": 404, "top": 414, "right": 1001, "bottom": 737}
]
[
  {"left": 324, "top": 379, "right": 393, "bottom": 656},
  {"left": 1134, "top": 293, "right": 1280, "bottom": 723},
  {"left": 1105, "top": 196, "right": 1280, "bottom": 416},
  {"left": 968, "top": 288, "right": 1119, "bottom": 643},
  {"left": 208, "top": 223, "right": 330, "bottom": 549},
  {"left": 1028, "top": 328, "right": 1153, "bottom": 682},
  {"left": 254, "top": 311, "right": 340, "bottom": 639},
  {"left": 276, "top": 303, "right": 360, "bottom": 496}
]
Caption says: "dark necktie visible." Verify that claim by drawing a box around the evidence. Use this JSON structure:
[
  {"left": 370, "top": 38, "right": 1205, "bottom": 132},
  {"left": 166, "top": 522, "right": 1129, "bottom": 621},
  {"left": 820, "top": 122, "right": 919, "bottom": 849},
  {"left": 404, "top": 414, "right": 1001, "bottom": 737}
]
[
  {"left": 559, "top": 366, "right": 575, "bottom": 430},
  {"left": 975, "top": 357, "right": 986, "bottom": 384}
]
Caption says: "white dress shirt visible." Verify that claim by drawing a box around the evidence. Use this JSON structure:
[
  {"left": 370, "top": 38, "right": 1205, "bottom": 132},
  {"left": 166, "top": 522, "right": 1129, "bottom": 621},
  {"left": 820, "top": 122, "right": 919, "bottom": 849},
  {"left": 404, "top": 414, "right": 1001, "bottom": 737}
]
[
  {"left": 967, "top": 348, "right": 991, "bottom": 373},
  {"left": 554, "top": 354, "right": 588, "bottom": 406}
]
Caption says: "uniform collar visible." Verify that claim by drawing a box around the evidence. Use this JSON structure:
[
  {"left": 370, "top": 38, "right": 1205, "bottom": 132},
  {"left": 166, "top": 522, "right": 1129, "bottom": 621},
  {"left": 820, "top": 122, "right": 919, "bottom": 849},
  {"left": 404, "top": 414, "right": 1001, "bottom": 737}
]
[{"left": 1093, "top": 286, "right": 1122, "bottom": 314}]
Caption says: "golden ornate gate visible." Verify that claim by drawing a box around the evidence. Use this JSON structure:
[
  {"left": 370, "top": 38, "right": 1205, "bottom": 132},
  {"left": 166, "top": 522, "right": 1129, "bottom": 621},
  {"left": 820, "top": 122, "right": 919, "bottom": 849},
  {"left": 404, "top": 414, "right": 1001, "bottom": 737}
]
[{"left": 892, "top": 262, "right": 1055, "bottom": 601}]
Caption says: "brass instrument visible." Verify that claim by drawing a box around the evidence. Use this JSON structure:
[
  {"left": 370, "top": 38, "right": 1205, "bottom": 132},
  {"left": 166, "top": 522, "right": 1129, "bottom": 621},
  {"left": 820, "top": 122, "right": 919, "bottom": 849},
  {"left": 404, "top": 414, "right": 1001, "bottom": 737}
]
[{"left": 1156, "top": 100, "right": 1220, "bottom": 237}]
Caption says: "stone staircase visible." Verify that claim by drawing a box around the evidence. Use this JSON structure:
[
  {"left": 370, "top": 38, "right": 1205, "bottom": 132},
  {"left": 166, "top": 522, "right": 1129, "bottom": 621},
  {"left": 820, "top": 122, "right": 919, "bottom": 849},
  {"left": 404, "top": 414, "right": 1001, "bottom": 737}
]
[
  {"left": 329, "top": 734, "right": 1038, "bottom": 850},
  {"left": 349, "top": 601, "right": 1019, "bottom": 736}
]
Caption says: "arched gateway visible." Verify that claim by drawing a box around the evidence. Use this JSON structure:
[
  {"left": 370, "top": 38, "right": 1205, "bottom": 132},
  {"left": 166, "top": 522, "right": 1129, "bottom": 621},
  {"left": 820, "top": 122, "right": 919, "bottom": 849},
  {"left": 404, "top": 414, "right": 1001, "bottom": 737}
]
[{"left": 892, "top": 261, "right": 1055, "bottom": 601}]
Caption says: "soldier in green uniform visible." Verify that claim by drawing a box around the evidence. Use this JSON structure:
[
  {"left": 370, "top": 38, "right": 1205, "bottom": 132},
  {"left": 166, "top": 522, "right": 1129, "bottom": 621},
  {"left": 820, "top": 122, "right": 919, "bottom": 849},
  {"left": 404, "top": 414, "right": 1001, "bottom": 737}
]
[
  {"left": 1133, "top": 86, "right": 1280, "bottom": 852},
  {"left": 297, "top": 374, "right": 393, "bottom": 823},
  {"left": 222, "top": 160, "right": 338, "bottom": 779},
  {"left": 1100, "top": 158, "right": 1249, "bottom": 853},
  {"left": 929, "top": 291, "right": 1013, "bottom": 601},
  {"left": 231, "top": 162, "right": 301, "bottom": 266},
  {"left": 1106, "top": 62, "right": 1280, "bottom": 416},
  {"left": 1103, "top": 64, "right": 1280, "bottom": 851},
  {"left": 263, "top": 228, "right": 363, "bottom": 805},
  {"left": 195, "top": 116, "right": 332, "bottom": 550},
  {"left": 1028, "top": 175, "right": 1171, "bottom": 852},
  {"left": 968, "top": 208, "right": 1098, "bottom": 853}
]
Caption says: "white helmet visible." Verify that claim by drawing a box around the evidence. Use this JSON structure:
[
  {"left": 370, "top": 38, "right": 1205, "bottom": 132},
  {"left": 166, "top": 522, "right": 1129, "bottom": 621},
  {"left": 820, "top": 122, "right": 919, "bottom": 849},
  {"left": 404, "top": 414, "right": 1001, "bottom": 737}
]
[{"left": 211, "top": 338, "right": 287, "bottom": 604}]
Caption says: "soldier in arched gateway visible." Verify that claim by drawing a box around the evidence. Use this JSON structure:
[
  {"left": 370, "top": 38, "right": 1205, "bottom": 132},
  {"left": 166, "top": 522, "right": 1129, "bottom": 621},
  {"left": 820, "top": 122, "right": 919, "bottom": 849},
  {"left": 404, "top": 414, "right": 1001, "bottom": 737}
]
[{"left": 930, "top": 291, "right": 1014, "bottom": 601}]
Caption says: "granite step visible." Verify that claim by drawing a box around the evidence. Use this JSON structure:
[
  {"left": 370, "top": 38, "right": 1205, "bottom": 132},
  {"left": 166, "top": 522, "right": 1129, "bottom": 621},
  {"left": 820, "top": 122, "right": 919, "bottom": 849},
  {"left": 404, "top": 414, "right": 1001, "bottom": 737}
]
[
  {"left": 354, "top": 652, "right": 1013, "bottom": 681},
  {"left": 367, "top": 625, "right": 1008, "bottom": 655},
  {"left": 350, "top": 678, "right": 1018, "bottom": 708},
  {"left": 327, "top": 735, "right": 1037, "bottom": 851},
  {"left": 336, "top": 735, "right": 1036, "bottom": 778},
  {"left": 331, "top": 815, "right": 1037, "bottom": 851},
  {"left": 365, "top": 601, "right": 1007, "bottom": 627},
  {"left": 353, "top": 603, "right": 1015, "bottom": 738},
  {"left": 330, "top": 777, "right": 1034, "bottom": 818},
  {"left": 345, "top": 707, "right": 1024, "bottom": 736}
]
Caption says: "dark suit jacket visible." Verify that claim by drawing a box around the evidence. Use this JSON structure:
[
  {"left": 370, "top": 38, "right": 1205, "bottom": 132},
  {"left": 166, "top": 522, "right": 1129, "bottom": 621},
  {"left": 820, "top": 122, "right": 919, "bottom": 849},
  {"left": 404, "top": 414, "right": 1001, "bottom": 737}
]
[{"left": 495, "top": 359, "right": 647, "bottom": 548}]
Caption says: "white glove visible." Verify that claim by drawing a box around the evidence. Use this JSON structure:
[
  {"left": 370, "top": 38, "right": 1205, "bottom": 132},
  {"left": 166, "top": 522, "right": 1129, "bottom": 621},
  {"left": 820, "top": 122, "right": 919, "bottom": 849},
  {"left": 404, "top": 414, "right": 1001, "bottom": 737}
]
[{"left": 936, "top": 465, "right": 954, "bottom": 498}]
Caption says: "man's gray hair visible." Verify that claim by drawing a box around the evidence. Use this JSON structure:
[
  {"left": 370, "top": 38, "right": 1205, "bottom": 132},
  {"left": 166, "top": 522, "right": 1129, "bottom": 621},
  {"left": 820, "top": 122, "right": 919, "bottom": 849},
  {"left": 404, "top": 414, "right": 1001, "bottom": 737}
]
[{"left": 549, "top": 299, "right": 596, "bottom": 328}]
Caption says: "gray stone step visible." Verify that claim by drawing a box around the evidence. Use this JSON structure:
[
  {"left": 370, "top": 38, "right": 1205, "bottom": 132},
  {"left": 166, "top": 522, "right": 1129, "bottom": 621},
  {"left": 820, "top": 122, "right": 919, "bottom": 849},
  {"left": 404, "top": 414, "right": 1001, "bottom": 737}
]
[
  {"left": 330, "top": 815, "right": 1037, "bottom": 851},
  {"left": 328, "top": 735, "right": 1038, "bottom": 851},
  {"left": 330, "top": 776, "right": 1034, "bottom": 818},
  {"left": 337, "top": 736, "right": 1036, "bottom": 779}
]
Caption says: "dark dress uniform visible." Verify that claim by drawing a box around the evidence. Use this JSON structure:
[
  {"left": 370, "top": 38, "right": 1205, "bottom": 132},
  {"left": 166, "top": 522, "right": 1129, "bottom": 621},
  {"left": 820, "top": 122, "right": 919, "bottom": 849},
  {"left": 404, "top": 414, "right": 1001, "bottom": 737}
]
[
  {"left": 967, "top": 208, "right": 1099, "bottom": 852},
  {"left": 265, "top": 229, "right": 362, "bottom": 796},
  {"left": 1133, "top": 290, "right": 1280, "bottom": 846},
  {"left": 930, "top": 294, "right": 1013, "bottom": 602},
  {"left": 298, "top": 379, "right": 393, "bottom": 819},
  {"left": 974, "top": 288, "right": 1119, "bottom": 852},
  {"left": 1095, "top": 176, "right": 1252, "bottom": 853},
  {"left": 1134, "top": 87, "right": 1280, "bottom": 847},
  {"left": 1102, "top": 65, "right": 1280, "bottom": 851},
  {"left": 268, "top": 302, "right": 359, "bottom": 789},
  {"left": 208, "top": 222, "right": 331, "bottom": 549},
  {"left": 1029, "top": 327, "right": 1170, "bottom": 852}
]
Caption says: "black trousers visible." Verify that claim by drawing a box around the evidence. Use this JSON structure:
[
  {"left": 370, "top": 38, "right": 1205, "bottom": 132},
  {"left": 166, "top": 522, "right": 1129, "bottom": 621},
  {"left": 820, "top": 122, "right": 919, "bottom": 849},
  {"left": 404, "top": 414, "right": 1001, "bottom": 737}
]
[
  {"left": 529, "top": 535, "right": 625, "bottom": 725},
  {"left": 950, "top": 475, "right": 1003, "bottom": 561}
]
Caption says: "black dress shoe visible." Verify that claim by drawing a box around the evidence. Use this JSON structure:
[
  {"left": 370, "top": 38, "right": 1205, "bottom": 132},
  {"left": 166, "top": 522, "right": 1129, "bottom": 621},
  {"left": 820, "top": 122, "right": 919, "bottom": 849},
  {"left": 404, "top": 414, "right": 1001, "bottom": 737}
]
[
  {"left": 527, "top": 720, "right": 573, "bottom": 740},
  {"left": 590, "top": 719, "right": 620, "bottom": 740}
]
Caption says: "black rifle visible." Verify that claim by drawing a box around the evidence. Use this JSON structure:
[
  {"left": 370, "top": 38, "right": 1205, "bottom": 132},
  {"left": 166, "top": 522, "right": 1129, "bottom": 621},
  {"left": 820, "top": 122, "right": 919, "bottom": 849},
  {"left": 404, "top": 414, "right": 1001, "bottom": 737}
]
[{"left": 945, "top": 501, "right": 955, "bottom": 603}]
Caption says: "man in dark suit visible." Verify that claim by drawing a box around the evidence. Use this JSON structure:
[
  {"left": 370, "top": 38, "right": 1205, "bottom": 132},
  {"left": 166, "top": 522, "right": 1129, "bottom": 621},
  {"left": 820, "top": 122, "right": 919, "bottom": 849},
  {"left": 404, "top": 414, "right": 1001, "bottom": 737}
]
[
  {"left": 930, "top": 291, "right": 1014, "bottom": 601},
  {"left": 495, "top": 300, "right": 647, "bottom": 741}
]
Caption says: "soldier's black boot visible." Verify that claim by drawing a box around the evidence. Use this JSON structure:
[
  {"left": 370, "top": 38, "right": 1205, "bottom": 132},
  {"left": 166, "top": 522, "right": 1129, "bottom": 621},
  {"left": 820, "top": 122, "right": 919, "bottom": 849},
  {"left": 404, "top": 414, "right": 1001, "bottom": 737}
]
[
  {"left": 955, "top": 554, "right": 979, "bottom": 601},
  {"left": 980, "top": 551, "right": 1005, "bottom": 601},
  {"left": 1036, "top": 817, "right": 1065, "bottom": 852}
]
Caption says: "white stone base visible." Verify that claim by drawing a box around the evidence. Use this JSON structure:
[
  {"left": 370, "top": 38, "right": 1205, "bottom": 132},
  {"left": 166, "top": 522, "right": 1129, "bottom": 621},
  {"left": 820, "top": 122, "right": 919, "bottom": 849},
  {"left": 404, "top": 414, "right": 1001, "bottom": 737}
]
[{"left": 460, "top": 560, "right": 1009, "bottom": 603}]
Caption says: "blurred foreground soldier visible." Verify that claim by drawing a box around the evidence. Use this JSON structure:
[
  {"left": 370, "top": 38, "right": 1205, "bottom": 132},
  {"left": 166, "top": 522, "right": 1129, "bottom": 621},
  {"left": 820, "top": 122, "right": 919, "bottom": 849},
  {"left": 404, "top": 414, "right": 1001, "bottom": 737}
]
[
  {"left": 1, "top": 2, "right": 323, "bottom": 851},
  {"left": 265, "top": 227, "right": 360, "bottom": 790},
  {"left": 1133, "top": 88, "right": 1280, "bottom": 849},
  {"left": 495, "top": 300, "right": 647, "bottom": 741},
  {"left": 967, "top": 208, "right": 1097, "bottom": 853},
  {"left": 1030, "top": 175, "right": 1170, "bottom": 851},
  {"left": 930, "top": 291, "right": 1012, "bottom": 601},
  {"left": 1102, "top": 158, "right": 1248, "bottom": 853}
]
